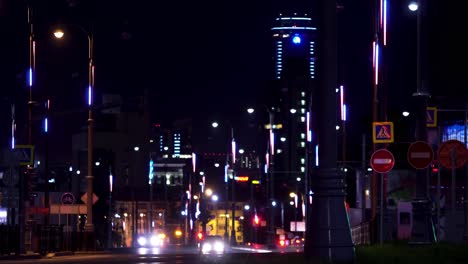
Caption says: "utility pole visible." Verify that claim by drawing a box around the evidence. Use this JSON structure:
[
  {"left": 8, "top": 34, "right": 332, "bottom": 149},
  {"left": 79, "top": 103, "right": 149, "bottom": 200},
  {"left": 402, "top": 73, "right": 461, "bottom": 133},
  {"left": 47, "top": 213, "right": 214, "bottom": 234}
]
[{"left": 305, "top": 0, "right": 355, "bottom": 262}]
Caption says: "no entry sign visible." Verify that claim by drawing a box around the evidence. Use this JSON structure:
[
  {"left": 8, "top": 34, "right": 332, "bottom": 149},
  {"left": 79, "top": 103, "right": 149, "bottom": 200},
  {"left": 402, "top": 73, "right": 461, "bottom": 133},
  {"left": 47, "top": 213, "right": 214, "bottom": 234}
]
[
  {"left": 407, "top": 141, "right": 434, "bottom": 169},
  {"left": 438, "top": 140, "right": 468, "bottom": 169},
  {"left": 370, "top": 149, "right": 395, "bottom": 173}
]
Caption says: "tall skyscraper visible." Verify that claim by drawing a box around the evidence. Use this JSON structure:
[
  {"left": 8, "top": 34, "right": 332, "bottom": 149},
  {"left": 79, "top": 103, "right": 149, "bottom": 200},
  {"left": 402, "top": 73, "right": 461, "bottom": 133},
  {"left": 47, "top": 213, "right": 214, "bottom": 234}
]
[{"left": 270, "top": 14, "right": 317, "bottom": 200}]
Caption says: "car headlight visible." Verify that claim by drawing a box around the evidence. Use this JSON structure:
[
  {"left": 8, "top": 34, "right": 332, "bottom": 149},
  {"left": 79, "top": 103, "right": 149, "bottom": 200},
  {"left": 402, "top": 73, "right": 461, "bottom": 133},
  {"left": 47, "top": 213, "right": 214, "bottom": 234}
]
[
  {"left": 202, "top": 243, "right": 212, "bottom": 253},
  {"left": 137, "top": 236, "right": 147, "bottom": 246},
  {"left": 214, "top": 242, "right": 224, "bottom": 253},
  {"left": 150, "top": 236, "right": 160, "bottom": 246}
]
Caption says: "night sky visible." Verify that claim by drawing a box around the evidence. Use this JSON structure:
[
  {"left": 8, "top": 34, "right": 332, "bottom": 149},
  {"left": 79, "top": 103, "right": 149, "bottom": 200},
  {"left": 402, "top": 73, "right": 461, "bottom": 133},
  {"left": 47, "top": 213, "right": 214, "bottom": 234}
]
[{"left": 0, "top": 0, "right": 467, "bottom": 160}]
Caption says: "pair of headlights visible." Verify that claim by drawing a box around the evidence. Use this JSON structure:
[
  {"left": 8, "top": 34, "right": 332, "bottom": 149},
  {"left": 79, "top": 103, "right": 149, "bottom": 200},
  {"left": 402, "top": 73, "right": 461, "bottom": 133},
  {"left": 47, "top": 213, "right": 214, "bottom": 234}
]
[
  {"left": 137, "top": 235, "right": 164, "bottom": 247},
  {"left": 201, "top": 241, "right": 225, "bottom": 254}
]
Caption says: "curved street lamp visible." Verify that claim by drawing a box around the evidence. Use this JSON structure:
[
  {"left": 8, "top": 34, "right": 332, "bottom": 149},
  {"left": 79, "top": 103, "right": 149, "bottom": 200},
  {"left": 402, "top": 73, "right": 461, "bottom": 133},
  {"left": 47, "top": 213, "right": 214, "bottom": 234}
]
[{"left": 54, "top": 24, "right": 95, "bottom": 235}]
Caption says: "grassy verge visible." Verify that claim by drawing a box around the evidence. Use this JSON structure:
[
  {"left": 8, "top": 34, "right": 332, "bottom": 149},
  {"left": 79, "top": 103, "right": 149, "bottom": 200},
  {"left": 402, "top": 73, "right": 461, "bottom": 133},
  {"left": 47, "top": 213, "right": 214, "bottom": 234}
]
[{"left": 212, "top": 243, "right": 468, "bottom": 264}]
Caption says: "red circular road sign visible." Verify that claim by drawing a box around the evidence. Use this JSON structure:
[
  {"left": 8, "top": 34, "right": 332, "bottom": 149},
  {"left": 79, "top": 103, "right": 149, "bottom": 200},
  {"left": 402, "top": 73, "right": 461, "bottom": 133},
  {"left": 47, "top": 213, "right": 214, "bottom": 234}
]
[
  {"left": 438, "top": 140, "right": 468, "bottom": 169},
  {"left": 370, "top": 149, "right": 395, "bottom": 173},
  {"left": 407, "top": 141, "right": 434, "bottom": 169}
]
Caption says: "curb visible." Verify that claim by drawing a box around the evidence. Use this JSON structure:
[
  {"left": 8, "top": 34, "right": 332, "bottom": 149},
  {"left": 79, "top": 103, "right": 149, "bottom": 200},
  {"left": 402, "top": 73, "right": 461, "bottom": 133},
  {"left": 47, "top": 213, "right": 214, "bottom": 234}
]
[{"left": 0, "top": 253, "right": 42, "bottom": 260}]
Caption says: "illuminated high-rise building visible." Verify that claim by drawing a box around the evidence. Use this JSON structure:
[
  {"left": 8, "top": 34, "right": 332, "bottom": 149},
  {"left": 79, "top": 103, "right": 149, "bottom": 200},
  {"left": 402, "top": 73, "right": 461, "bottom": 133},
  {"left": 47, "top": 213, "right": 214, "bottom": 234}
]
[{"left": 270, "top": 14, "right": 317, "bottom": 200}]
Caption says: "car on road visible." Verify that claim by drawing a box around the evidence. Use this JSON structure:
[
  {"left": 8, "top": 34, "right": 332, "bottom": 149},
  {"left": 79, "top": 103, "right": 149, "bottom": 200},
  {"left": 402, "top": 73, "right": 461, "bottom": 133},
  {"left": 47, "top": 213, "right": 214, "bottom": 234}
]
[
  {"left": 199, "top": 235, "right": 226, "bottom": 255},
  {"left": 136, "top": 231, "right": 168, "bottom": 248}
]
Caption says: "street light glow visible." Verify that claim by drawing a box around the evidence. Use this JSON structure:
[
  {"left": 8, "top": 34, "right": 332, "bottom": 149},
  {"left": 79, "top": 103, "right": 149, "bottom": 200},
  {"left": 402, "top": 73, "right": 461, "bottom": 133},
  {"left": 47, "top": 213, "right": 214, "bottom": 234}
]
[
  {"left": 247, "top": 108, "right": 254, "bottom": 114},
  {"left": 408, "top": 2, "right": 419, "bottom": 11},
  {"left": 212, "top": 122, "right": 219, "bottom": 128},
  {"left": 402, "top": 111, "right": 410, "bottom": 117},
  {"left": 53, "top": 29, "right": 64, "bottom": 39}
]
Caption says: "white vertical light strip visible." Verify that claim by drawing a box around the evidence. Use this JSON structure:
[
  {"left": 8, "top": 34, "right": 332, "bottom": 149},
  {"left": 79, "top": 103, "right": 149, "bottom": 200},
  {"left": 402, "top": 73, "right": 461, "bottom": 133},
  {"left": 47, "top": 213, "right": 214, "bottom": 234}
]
[
  {"left": 224, "top": 164, "right": 228, "bottom": 183},
  {"left": 270, "top": 130, "right": 275, "bottom": 156},
  {"left": 276, "top": 41, "right": 283, "bottom": 79},
  {"left": 375, "top": 43, "right": 380, "bottom": 85},
  {"left": 306, "top": 112, "right": 312, "bottom": 142},
  {"left": 340, "top": 85, "right": 345, "bottom": 121},
  {"left": 192, "top": 152, "right": 196, "bottom": 173},
  {"left": 315, "top": 145, "right": 319, "bottom": 166},
  {"left": 231, "top": 139, "right": 236, "bottom": 164}
]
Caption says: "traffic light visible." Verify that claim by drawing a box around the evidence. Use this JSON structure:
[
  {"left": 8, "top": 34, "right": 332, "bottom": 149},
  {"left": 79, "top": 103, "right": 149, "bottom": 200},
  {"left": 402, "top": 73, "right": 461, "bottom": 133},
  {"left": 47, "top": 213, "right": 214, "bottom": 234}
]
[
  {"left": 253, "top": 214, "right": 260, "bottom": 226},
  {"left": 197, "top": 231, "right": 204, "bottom": 241}
]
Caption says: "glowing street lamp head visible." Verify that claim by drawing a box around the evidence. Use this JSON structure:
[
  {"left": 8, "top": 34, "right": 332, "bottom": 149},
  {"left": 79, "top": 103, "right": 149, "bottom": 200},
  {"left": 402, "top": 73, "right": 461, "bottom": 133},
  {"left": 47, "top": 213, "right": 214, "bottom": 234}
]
[
  {"left": 408, "top": 2, "right": 419, "bottom": 11},
  {"left": 211, "top": 122, "right": 219, "bottom": 128},
  {"left": 247, "top": 108, "right": 254, "bottom": 114},
  {"left": 54, "top": 29, "right": 64, "bottom": 39},
  {"left": 292, "top": 35, "right": 301, "bottom": 44}
]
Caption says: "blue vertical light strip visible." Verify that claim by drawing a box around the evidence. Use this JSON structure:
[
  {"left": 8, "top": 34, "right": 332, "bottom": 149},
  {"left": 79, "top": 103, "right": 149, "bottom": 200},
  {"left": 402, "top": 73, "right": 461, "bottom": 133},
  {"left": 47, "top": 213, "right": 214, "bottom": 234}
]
[
  {"left": 383, "top": 0, "right": 388, "bottom": 46},
  {"left": 28, "top": 68, "right": 33, "bottom": 87},
  {"left": 343, "top": 105, "right": 347, "bottom": 121},
  {"left": 148, "top": 159, "right": 154, "bottom": 184},
  {"left": 11, "top": 118, "right": 15, "bottom": 150},
  {"left": 88, "top": 85, "right": 92, "bottom": 106},
  {"left": 44, "top": 118, "right": 48, "bottom": 133},
  {"left": 310, "top": 41, "right": 315, "bottom": 78}
]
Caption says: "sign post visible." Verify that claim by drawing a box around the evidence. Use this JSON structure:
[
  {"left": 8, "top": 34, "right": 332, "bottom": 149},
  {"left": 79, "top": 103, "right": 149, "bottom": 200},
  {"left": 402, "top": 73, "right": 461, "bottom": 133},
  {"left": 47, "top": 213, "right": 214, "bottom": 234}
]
[
  {"left": 438, "top": 140, "right": 468, "bottom": 212},
  {"left": 370, "top": 149, "right": 395, "bottom": 245}
]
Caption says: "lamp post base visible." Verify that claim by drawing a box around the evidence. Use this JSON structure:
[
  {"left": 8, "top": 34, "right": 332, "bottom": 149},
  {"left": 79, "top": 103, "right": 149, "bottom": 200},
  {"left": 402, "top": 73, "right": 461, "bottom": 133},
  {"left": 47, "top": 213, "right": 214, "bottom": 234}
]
[{"left": 409, "top": 199, "right": 435, "bottom": 245}]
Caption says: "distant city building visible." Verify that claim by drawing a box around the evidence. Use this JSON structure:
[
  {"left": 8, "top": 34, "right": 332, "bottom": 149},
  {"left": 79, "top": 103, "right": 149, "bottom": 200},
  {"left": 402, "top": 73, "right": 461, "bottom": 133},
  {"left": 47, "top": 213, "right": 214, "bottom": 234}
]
[{"left": 270, "top": 14, "right": 317, "bottom": 200}]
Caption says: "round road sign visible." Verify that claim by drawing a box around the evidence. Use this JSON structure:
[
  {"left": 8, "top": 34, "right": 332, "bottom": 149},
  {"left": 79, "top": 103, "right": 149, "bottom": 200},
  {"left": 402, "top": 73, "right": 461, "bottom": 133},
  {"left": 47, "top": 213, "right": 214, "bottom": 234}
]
[
  {"left": 407, "top": 141, "right": 434, "bottom": 169},
  {"left": 438, "top": 140, "right": 468, "bottom": 169},
  {"left": 61, "top": 192, "right": 75, "bottom": 205},
  {"left": 370, "top": 149, "right": 395, "bottom": 173}
]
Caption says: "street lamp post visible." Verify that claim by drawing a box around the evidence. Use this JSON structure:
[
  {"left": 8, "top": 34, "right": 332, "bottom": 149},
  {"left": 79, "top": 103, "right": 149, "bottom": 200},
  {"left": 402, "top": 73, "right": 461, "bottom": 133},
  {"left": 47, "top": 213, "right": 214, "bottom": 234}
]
[
  {"left": 306, "top": 0, "right": 355, "bottom": 262},
  {"left": 54, "top": 25, "right": 95, "bottom": 246},
  {"left": 408, "top": 0, "right": 434, "bottom": 245}
]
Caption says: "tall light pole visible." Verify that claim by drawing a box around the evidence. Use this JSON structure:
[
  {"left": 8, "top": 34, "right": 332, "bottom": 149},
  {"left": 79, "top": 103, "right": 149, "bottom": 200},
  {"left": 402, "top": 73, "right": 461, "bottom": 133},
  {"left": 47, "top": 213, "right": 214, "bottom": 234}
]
[
  {"left": 305, "top": 0, "right": 355, "bottom": 262},
  {"left": 408, "top": 0, "right": 434, "bottom": 245},
  {"left": 54, "top": 25, "right": 95, "bottom": 240}
]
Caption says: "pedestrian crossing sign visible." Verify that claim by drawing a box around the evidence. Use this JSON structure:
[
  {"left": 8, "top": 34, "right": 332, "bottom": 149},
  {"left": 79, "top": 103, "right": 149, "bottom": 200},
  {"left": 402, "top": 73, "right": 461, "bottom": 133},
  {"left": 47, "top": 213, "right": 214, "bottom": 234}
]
[
  {"left": 426, "top": 107, "right": 437, "bottom": 127},
  {"left": 372, "top": 122, "right": 394, "bottom": 143}
]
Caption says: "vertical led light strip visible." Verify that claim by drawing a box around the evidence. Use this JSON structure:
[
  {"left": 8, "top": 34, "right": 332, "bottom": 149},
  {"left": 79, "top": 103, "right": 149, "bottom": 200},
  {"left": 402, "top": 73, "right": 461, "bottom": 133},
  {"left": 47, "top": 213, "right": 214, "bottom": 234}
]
[
  {"left": 306, "top": 112, "right": 312, "bottom": 142},
  {"left": 192, "top": 152, "right": 196, "bottom": 173},
  {"left": 11, "top": 120, "right": 15, "bottom": 149},
  {"left": 383, "top": 0, "right": 388, "bottom": 46},
  {"left": 315, "top": 145, "right": 319, "bottom": 166},
  {"left": 269, "top": 130, "right": 275, "bottom": 156},
  {"left": 231, "top": 139, "right": 236, "bottom": 164},
  {"left": 88, "top": 85, "right": 92, "bottom": 106},
  {"left": 309, "top": 41, "right": 315, "bottom": 79},
  {"left": 148, "top": 159, "right": 154, "bottom": 184},
  {"left": 276, "top": 41, "right": 283, "bottom": 79},
  {"left": 265, "top": 153, "right": 269, "bottom": 173},
  {"left": 109, "top": 173, "right": 113, "bottom": 193},
  {"left": 340, "top": 85, "right": 344, "bottom": 121},
  {"left": 44, "top": 118, "right": 48, "bottom": 133},
  {"left": 224, "top": 164, "right": 228, "bottom": 183},
  {"left": 375, "top": 43, "right": 380, "bottom": 85}
]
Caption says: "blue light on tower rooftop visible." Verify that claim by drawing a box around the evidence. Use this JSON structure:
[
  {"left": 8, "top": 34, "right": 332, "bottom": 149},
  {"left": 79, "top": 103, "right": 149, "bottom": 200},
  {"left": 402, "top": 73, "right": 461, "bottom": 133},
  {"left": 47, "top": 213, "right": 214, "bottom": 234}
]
[{"left": 292, "top": 35, "right": 301, "bottom": 44}]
